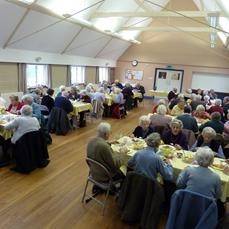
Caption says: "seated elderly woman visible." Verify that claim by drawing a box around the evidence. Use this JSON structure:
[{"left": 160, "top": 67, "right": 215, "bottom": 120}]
[
  {"left": 190, "top": 93, "right": 205, "bottom": 111},
  {"left": 170, "top": 99, "right": 185, "bottom": 116},
  {"left": 133, "top": 115, "right": 154, "bottom": 139},
  {"left": 177, "top": 147, "right": 221, "bottom": 199},
  {"left": 162, "top": 119, "right": 188, "bottom": 150},
  {"left": 191, "top": 127, "right": 225, "bottom": 158},
  {"left": 207, "top": 99, "right": 224, "bottom": 117},
  {"left": 169, "top": 94, "right": 184, "bottom": 110},
  {"left": 150, "top": 104, "right": 172, "bottom": 127},
  {"left": 68, "top": 86, "right": 80, "bottom": 101},
  {"left": 93, "top": 87, "right": 105, "bottom": 103},
  {"left": 199, "top": 112, "right": 224, "bottom": 134},
  {"left": 7, "top": 95, "right": 23, "bottom": 114},
  {"left": 152, "top": 99, "right": 167, "bottom": 113},
  {"left": 128, "top": 133, "right": 173, "bottom": 181},
  {"left": 192, "top": 104, "right": 210, "bottom": 120},
  {"left": 31, "top": 88, "right": 42, "bottom": 104},
  {"left": 113, "top": 87, "right": 124, "bottom": 105},
  {"left": 4, "top": 105, "right": 40, "bottom": 144}
]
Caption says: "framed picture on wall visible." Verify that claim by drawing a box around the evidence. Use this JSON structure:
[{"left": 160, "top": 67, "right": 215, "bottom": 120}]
[
  {"left": 154, "top": 68, "right": 184, "bottom": 92},
  {"left": 125, "top": 69, "right": 143, "bottom": 81}
]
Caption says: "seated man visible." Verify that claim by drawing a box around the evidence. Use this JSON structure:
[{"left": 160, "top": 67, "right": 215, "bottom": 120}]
[
  {"left": 22, "top": 94, "right": 42, "bottom": 123},
  {"left": 54, "top": 91, "right": 73, "bottom": 114},
  {"left": 177, "top": 106, "right": 198, "bottom": 134},
  {"left": 4, "top": 105, "right": 40, "bottom": 144},
  {"left": 87, "top": 122, "right": 124, "bottom": 183},
  {"left": 199, "top": 112, "right": 224, "bottom": 134},
  {"left": 128, "top": 133, "right": 173, "bottom": 182}
]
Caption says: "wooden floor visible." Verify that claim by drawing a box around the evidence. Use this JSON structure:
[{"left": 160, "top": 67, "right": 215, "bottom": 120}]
[{"left": 0, "top": 100, "right": 162, "bottom": 229}]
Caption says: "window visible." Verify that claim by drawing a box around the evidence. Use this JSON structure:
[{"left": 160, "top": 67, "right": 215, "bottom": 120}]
[
  {"left": 71, "top": 66, "right": 85, "bottom": 84},
  {"left": 26, "top": 64, "right": 49, "bottom": 88},
  {"left": 99, "top": 67, "right": 109, "bottom": 82}
]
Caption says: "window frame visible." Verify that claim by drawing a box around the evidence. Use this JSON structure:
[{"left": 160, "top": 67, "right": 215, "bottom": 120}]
[
  {"left": 98, "top": 67, "right": 109, "bottom": 83},
  {"left": 70, "top": 65, "right": 85, "bottom": 84},
  {"left": 26, "top": 64, "right": 49, "bottom": 88}
]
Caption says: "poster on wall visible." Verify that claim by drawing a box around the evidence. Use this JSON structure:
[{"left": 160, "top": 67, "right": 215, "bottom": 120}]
[
  {"left": 125, "top": 69, "right": 143, "bottom": 81},
  {"left": 154, "top": 68, "right": 184, "bottom": 92}
]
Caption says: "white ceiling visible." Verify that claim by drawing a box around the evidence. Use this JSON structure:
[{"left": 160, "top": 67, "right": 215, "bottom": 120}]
[{"left": 0, "top": 0, "right": 228, "bottom": 61}]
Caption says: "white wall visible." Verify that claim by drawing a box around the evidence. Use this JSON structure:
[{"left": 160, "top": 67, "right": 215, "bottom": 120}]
[{"left": 0, "top": 48, "right": 116, "bottom": 67}]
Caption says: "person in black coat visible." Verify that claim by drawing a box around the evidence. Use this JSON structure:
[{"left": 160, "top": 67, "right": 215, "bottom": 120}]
[
  {"left": 162, "top": 119, "right": 188, "bottom": 150},
  {"left": 54, "top": 91, "right": 73, "bottom": 114},
  {"left": 114, "top": 79, "right": 124, "bottom": 89},
  {"left": 168, "top": 88, "right": 178, "bottom": 101},
  {"left": 123, "top": 83, "right": 134, "bottom": 111},
  {"left": 133, "top": 115, "right": 154, "bottom": 139},
  {"left": 41, "top": 88, "right": 55, "bottom": 113}
]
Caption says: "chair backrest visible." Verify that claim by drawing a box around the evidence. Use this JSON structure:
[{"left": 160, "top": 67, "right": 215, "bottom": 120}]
[
  {"left": 86, "top": 157, "right": 112, "bottom": 181},
  {"left": 182, "top": 129, "right": 196, "bottom": 149},
  {"left": 14, "top": 130, "right": 49, "bottom": 173},
  {"left": 166, "top": 189, "right": 217, "bottom": 229},
  {"left": 153, "top": 126, "right": 166, "bottom": 136}
]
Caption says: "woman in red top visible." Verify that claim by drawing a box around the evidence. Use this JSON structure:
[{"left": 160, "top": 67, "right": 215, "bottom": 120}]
[
  {"left": 7, "top": 95, "right": 23, "bottom": 114},
  {"left": 192, "top": 104, "right": 210, "bottom": 120},
  {"left": 207, "top": 99, "right": 224, "bottom": 115}
]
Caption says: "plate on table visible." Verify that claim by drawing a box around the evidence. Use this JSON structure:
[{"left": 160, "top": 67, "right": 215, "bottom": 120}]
[
  {"left": 211, "top": 161, "right": 226, "bottom": 171},
  {"left": 159, "top": 145, "right": 176, "bottom": 158},
  {"left": 182, "top": 152, "right": 195, "bottom": 164}
]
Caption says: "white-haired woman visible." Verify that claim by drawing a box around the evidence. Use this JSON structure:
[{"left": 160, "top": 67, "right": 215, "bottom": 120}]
[
  {"left": 152, "top": 99, "right": 166, "bottom": 113},
  {"left": 192, "top": 104, "right": 210, "bottom": 120},
  {"left": 150, "top": 104, "right": 172, "bottom": 128},
  {"left": 177, "top": 147, "right": 221, "bottom": 199},
  {"left": 4, "top": 105, "right": 40, "bottom": 144},
  {"left": 162, "top": 119, "right": 188, "bottom": 150},
  {"left": 208, "top": 99, "right": 224, "bottom": 117},
  {"left": 133, "top": 115, "right": 154, "bottom": 139},
  {"left": 113, "top": 87, "right": 124, "bottom": 105},
  {"left": 191, "top": 127, "right": 225, "bottom": 158}
]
